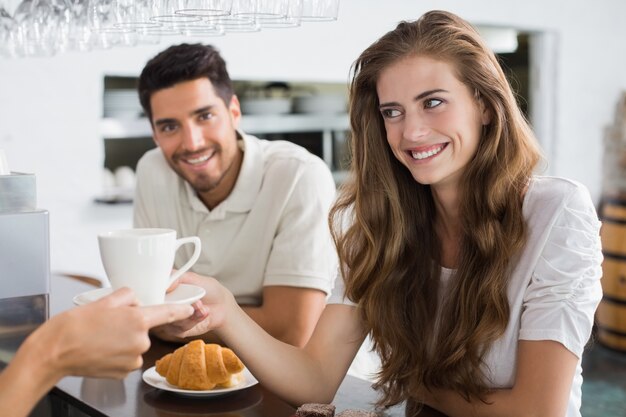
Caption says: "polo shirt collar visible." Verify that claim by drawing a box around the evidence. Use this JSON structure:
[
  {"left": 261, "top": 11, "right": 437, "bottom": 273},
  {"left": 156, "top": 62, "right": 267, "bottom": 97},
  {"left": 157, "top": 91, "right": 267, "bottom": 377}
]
[{"left": 184, "top": 130, "right": 263, "bottom": 216}]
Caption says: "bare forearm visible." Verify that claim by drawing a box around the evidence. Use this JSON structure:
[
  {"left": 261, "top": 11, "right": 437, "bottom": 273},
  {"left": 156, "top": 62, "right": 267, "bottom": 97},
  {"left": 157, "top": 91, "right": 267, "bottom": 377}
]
[
  {"left": 240, "top": 304, "right": 307, "bottom": 346},
  {"left": 0, "top": 344, "right": 61, "bottom": 417},
  {"left": 153, "top": 305, "right": 301, "bottom": 346},
  {"left": 242, "top": 287, "right": 327, "bottom": 348},
  {"left": 428, "top": 341, "right": 575, "bottom": 417},
  {"left": 424, "top": 388, "right": 510, "bottom": 417},
  {"left": 427, "top": 387, "right": 565, "bottom": 417},
  {"left": 217, "top": 304, "right": 339, "bottom": 405}
]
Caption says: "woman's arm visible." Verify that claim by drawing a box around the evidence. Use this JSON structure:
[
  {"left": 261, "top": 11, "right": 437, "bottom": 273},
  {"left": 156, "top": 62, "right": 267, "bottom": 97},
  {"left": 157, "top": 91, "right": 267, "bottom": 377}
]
[
  {"left": 0, "top": 340, "right": 61, "bottom": 417},
  {"left": 0, "top": 288, "right": 194, "bottom": 417},
  {"left": 167, "top": 273, "right": 366, "bottom": 405},
  {"left": 424, "top": 340, "right": 577, "bottom": 417}
]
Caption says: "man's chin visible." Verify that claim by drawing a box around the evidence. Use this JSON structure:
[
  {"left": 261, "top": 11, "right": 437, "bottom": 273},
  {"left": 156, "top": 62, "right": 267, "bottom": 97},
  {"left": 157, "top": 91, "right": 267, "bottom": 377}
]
[
  {"left": 174, "top": 165, "right": 226, "bottom": 194},
  {"left": 187, "top": 177, "right": 221, "bottom": 194}
]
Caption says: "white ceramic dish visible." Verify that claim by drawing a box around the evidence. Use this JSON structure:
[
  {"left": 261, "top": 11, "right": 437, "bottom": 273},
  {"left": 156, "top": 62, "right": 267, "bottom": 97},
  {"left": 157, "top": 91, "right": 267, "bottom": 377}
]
[
  {"left": 72, "top": 284, "right": 205, "bottom": 306},
  {"left": 240, "top": 97, "right": 291, "bottom": 115},
  {"left": 292, "top": 94, "right": 346, "bottom": 114},
  {"left": 142, "top": 366, "right": 258, "bottom": 397}
]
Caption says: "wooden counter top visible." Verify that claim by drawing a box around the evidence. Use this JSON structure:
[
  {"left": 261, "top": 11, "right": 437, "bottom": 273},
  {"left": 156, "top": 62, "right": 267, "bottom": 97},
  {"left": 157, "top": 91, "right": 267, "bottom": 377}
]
[{"left": 47, "top": 275, "right": 445, "bottom": 417}]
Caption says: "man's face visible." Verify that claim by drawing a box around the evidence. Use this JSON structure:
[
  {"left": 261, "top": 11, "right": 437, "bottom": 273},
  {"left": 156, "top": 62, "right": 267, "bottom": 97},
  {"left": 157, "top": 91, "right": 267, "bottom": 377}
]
[{"left": 150, "top": 78, "right": 242, "bottom": 202}]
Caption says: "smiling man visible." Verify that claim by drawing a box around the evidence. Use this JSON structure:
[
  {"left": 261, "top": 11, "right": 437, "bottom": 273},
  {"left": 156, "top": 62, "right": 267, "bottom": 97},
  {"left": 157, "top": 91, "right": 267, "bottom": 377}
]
[{"left": 134, "top": 43, "right": 337, "bottom": 347}]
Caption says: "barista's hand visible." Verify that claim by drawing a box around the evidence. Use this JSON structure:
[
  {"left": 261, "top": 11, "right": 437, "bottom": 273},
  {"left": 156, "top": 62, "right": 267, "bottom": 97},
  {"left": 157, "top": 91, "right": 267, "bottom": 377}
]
[
  {"left": 22, "top": 287, "right": 195, "bottom": 380},
  {"left": 154, "top": 272, "right": 236, "bottom": 340}
]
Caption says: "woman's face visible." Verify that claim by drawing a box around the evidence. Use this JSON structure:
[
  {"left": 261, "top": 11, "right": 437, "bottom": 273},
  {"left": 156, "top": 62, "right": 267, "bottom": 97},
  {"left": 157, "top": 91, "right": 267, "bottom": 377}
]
[{"left": 376, "top": 55, "right": 490, "bottom": 192}]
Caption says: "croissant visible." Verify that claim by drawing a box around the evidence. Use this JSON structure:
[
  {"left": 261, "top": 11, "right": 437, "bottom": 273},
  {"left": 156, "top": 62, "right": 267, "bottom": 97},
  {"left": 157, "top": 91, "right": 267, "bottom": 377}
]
[{"left": 155, "top": 340, "right": 245, "bottom": 390}]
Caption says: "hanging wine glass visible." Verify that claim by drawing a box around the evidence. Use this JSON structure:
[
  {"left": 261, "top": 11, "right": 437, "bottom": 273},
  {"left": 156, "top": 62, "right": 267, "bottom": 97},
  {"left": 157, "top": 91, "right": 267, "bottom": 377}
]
[
  {"left": 0, "top": 1, "right": 19, "bottom": 57},
  {"left": 178, "top": 21, "right": 224, "bottom": 37},
  {"left": 64, "top": 0, "right": 93, "bottom": 52},
  {"left": 112, "top": 0, "right": 161, "bottom": 31},
  {"left": 150, "top": 0, "right": 201, "bottom": 25},
  {"left": 87, "top": 0, "right": 138, "bottom": 49},
  {"left": 259, "top": 0, "right": 301, "bottom": 28},
  {"left": 299, "top": 0, "right": 339, "bottom": 21},
  {"left": 231, "top": 0, "right": 289, "bottom": 21},
  {"left": 175, "top": 0, "right": 232, "bottom": 18},
  {"left": 13, "top": 0, "right": 59, "bottom": 57},
  {"left": 0, "top": 0, "right": 342, "bottom": 58},
  {"left": 209, "top": 0, "right": 258, "bottom": 32}
]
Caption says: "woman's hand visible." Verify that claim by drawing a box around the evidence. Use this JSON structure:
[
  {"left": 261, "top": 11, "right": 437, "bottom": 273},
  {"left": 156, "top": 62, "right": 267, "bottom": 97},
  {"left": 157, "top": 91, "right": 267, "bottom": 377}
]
[
  {"left": 25, "top": 287, "right": 195, "bottom": 380},
  {"left": 152, "top": 271, "right": 236, "bottom": 340},
  {"left": 0, "top": 287, "right": 194, "bottom": 417}
]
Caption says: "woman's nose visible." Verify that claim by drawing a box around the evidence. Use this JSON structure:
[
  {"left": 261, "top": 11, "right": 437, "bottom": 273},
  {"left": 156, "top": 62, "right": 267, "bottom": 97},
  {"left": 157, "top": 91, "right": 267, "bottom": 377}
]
[{"left": 403, "top": 112, "right": 430, "bottom": 141}]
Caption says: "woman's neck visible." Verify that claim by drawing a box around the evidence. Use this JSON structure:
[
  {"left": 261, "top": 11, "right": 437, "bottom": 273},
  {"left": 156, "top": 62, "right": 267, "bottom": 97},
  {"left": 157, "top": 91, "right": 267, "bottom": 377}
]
[{"left": 431, "top": 184, "right": 462, "bottom": 268}]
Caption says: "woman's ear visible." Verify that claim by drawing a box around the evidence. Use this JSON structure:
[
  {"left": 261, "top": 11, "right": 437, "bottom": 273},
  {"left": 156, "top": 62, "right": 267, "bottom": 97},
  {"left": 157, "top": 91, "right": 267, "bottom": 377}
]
[{"left": 479, "top": 99, "right": 492, "bottom": 126}]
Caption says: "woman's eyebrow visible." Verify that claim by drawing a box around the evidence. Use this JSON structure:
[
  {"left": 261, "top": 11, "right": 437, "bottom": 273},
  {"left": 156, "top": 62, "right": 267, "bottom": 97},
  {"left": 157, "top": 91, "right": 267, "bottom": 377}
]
[
  {"left": 413, "top": 88, "right": 448, "bottom": 101},
  {"left": 379, "top": 88, "right": 449, "bottom": 108}
]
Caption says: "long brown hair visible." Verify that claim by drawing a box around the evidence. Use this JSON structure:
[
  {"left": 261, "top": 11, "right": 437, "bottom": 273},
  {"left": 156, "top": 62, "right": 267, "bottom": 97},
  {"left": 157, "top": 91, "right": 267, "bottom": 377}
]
[{"left": 329, "top": 10, "right": 542, "bottom": 407}]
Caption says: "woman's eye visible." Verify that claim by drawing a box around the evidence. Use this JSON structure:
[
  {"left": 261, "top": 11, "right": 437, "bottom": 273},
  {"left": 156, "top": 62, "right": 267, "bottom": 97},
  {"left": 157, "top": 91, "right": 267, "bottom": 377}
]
[
  {"left": 381, "top": 108, "right": 402, "bottom": 118},
  {"left": 424, "top": 98, "right": 443, "bottom": 109}
]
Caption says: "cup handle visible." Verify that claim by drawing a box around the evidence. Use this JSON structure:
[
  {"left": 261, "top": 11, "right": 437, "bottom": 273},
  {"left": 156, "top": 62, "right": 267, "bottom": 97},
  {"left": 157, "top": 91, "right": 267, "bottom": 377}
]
[{"left": 168, "top": 236, "right": 202, "bottom": 285}]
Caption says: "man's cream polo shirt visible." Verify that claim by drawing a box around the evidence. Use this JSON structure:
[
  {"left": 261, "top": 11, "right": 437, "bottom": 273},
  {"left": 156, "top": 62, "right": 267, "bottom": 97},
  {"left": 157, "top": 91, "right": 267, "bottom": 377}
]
[{"left": 133, "top": 132, "right": 338, "bottom": 305}]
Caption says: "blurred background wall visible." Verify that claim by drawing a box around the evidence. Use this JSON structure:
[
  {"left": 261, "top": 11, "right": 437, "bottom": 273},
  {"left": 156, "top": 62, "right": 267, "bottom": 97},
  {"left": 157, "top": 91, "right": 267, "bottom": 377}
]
[{"left": 1, "top": 0, "right": 623, "bottom": 279}]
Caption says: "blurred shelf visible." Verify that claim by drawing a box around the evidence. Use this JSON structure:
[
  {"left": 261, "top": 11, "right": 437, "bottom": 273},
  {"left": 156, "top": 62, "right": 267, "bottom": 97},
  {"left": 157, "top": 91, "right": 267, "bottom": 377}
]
[
  {"left": 101, "top": 118, "right": 151, "bottom": 139},
  {"left": 101, "top": 113, "right": 350, "bottom": 139},
  {"left": 241, "top": 113, "right": 349, "bottom": 134}
]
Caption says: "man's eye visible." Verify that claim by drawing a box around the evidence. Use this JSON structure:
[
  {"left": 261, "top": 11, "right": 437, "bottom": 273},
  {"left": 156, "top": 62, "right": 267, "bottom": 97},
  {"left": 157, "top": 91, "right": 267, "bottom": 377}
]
[
  {"left": 199, "top": 112, "right": 213, "bottom": 121},
  {"left": 425, "top": 98, "right": 443, "bottom": 109},
  {"left": 381, "top": 108, "right": 402, "bottom": 118},
  {"left": 160, "top": 124, "right": 177, "bottom": 133}
]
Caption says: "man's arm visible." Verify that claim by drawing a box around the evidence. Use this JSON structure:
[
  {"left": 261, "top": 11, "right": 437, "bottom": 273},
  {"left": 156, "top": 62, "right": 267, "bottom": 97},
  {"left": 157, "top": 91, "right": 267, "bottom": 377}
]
[
  {"left": 242, "top": 286, "right": 327, "bottom": 347},
  {"left": 245, "top": 157, "right": 336, "bottom": 347}
]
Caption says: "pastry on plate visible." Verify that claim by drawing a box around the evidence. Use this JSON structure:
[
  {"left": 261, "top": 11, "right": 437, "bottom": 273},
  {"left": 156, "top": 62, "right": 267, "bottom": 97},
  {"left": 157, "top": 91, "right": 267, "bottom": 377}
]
[{"left": 155, "top": 339, "right": 245, "bottom": 390}]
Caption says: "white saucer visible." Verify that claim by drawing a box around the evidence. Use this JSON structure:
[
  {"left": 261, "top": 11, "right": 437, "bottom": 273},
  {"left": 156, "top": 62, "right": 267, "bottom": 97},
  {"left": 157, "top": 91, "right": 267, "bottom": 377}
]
[
  {"left": 142, "top": 366, "right": 258, "bottom": 397},
  {"left": 72, "top": 284, "right": 206, "bottom": 306}
]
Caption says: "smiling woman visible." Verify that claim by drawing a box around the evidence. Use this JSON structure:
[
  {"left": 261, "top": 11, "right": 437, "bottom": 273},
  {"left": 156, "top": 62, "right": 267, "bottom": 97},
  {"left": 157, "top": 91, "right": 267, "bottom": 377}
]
[
  {"left": 150, "top": 11, "right": 602, "bottom": 417},
  {"left": 376, "top": 56, "right": 489, "bottom": 192}
]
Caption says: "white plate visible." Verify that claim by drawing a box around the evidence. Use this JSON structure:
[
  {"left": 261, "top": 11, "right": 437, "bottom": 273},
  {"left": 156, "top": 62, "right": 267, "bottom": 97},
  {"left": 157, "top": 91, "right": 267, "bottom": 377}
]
[
  {"left": 142, "top": 366, "right": 258, "bottom": 397},
  {"left": 72, "top": 284, "right": 205, "bottom": 306}
]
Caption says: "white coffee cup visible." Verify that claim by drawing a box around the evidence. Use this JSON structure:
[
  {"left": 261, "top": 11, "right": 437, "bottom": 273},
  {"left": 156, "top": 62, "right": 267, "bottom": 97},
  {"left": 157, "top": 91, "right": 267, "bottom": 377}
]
[{"left": 98, "top": 228, "right": 201, "bottom": 305}]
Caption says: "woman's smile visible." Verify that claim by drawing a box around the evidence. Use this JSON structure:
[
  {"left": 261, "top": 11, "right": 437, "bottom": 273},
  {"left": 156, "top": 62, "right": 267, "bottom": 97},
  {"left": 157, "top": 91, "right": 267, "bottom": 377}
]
[{"left": 408, "top": 143, "right": 448, "bottom": 161}]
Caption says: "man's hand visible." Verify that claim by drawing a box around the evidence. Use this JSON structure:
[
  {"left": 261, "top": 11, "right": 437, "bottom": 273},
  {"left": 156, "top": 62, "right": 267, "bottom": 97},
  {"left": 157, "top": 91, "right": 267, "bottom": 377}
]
[{"left": 152, "top": 272, "right": 234, "bottom": 340}]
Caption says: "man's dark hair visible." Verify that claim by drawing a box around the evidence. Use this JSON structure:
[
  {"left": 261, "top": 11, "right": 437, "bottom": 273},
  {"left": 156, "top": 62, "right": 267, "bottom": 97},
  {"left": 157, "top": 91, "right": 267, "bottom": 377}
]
[{"left": 138, "top": 43, "right": 234, "bottom": 121}]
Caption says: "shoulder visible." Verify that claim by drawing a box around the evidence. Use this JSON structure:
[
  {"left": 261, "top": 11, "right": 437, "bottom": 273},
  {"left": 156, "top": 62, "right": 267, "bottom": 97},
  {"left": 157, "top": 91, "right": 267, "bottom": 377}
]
[
  {"left": 524, "top": 176, "right": 600, "bottom": 235},
  {"left": 259, "top": 137, "right": 322, "bottom": 164},
  {"left": 526, "top": 176, "right": 595, "bottom": 213},
  {"left": 246, "top": 135, "right": 333, "bottom": 182},
  {"left": 135, "top": 148, "right": 180, "bottom": 188},
  {"left": 136, "top": 148, "right": 168, "bottom": 171}
]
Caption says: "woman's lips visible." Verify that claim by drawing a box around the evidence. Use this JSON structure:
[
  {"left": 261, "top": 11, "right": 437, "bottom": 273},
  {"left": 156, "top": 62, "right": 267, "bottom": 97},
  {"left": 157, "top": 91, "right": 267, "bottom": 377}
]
[{"left": 408, "top": 143, "right": 448, "bottom": 160}]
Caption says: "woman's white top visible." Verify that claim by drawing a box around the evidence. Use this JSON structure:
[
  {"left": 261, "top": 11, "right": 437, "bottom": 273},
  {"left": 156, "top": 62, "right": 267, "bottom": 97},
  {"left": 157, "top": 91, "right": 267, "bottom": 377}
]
[{"left": 328, "top": 176, "right": 603, "bottom": 417}]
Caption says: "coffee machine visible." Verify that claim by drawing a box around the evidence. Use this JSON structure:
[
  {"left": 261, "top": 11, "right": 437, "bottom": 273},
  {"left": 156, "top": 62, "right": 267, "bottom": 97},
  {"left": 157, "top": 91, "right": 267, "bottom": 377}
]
[{"left": 0, "top": 170, "right": 50, "bottom": 364}]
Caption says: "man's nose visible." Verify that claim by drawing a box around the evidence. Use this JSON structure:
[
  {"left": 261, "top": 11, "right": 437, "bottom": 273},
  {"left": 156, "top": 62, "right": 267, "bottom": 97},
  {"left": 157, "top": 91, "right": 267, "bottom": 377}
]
[{"left": 181, "top": 123, "right": 204, "bottom": 150}]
